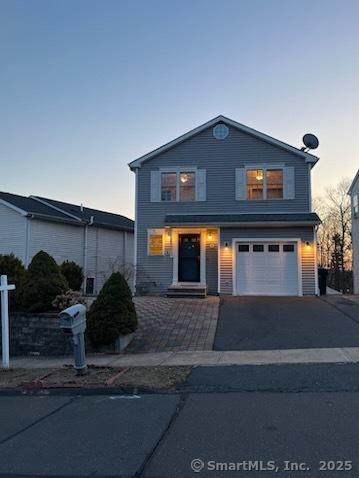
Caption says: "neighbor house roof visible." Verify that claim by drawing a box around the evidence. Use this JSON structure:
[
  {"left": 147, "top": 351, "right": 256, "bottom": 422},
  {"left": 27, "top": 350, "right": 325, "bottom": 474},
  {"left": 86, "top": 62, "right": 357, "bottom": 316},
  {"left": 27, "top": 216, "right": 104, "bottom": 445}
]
[
  {"left": 129, "top": 115, "right": 319, "bottom": 170},
  {"left": 164, "top": 213, "right": 321, "bottom": 227},
  {"left": 0, "top": 192, "right": 134, "bottom": 232},
  {"left": 348, "top": 169, "right": 359, "bottom": 194}
]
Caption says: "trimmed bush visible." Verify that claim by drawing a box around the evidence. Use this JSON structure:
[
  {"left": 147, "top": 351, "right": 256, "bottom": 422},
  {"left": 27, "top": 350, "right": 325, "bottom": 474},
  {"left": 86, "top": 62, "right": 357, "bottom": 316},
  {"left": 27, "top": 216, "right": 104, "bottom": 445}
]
[
  {"left": 52, "top": 290, "right": 87, "bottom": 310},
  {"left": 87, "top": 272, "right": 137, "bottom": 346},
  {"left": 0, "top": 254, "right": 25, "bottom": 310},
  {"left": 60, "top": 260, "right": 84, "bottom": 291},
  {"left": 20, "top": 251, "right": 69, "bottom": 313}
]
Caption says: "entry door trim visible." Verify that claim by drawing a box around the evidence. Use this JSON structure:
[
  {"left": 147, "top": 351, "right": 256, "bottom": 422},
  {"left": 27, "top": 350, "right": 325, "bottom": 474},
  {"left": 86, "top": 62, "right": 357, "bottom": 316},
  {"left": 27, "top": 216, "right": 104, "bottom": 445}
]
[
  {"left": 232, "top": 237, "right": 303, "bottom": 296},
  {"left": 172, "top": 228, "right": 206, "bottom": 286}
]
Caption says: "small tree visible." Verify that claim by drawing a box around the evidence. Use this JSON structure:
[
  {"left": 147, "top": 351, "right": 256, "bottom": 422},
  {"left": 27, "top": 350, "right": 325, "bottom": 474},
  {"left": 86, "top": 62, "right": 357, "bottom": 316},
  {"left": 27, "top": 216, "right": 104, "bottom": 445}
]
[
  {"left": 0, "top": 254, "right": 25, "bottom": 309},
  {"left": 60, "top": 260, "right": 84, "bottom": 291},
  {"left": 87, "top": 272, "right": 137, "bottom": 346},
  {"left": 20, "top": 251, "right": 69, "bottom": 313}
]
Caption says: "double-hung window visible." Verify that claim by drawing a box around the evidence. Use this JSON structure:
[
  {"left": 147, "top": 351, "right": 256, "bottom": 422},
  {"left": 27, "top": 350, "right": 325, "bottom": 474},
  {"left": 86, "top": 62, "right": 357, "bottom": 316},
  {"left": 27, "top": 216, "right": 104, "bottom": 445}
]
[
  {"left": 246, "top": 167, "right": 283, "bottom": 200},
  {"left": 161, "top": 171, "right": 196, "bottom": 202}
]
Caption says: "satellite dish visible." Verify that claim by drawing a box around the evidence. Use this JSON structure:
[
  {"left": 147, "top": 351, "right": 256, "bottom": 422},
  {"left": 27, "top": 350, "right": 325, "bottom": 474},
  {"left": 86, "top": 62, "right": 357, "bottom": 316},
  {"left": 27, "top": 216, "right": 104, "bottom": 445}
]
[{"left": 302, "top": 133, "right": 319, "bottom": 150}]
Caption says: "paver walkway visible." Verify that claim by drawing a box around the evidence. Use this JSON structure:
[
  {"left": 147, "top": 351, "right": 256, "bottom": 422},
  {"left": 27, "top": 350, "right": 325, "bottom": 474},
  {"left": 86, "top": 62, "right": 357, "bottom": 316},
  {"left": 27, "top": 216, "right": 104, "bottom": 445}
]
[{"left": 127, "top": 296, "right": 219, "bottom": 353}]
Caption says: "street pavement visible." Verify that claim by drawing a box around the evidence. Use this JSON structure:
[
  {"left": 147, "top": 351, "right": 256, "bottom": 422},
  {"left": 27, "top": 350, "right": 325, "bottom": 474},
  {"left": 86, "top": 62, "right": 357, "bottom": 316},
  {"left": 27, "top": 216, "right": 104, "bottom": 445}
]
[{"left": 0, "top": 363, "right": 358, "bottom": 477}]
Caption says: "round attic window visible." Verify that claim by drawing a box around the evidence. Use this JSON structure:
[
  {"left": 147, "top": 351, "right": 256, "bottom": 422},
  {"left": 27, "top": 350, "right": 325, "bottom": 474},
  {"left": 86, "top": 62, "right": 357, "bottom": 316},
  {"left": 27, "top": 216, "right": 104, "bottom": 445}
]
[{"left": 213, "top": 123, "right": 229, "bottom": 140}]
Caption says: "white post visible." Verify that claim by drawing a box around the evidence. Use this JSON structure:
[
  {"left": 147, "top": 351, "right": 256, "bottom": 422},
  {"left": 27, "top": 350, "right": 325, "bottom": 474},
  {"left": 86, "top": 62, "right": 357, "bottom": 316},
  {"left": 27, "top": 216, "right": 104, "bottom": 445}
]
[{"left": 1, "top": 275, "right": 15, "bottom": 369}]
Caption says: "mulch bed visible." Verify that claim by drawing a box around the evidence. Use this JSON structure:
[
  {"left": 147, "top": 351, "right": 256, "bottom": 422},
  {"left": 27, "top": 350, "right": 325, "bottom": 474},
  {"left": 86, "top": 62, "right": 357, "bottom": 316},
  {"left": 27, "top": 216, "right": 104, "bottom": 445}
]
[{"left": 0, "top": 365, "right": 191, "bottom": 390}]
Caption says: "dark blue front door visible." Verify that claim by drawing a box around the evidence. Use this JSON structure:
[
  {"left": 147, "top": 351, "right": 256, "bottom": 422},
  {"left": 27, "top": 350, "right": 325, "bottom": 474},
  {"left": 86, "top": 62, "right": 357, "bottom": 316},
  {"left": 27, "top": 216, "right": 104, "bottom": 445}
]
[{"left": 178, "top": 234, "right": 200, "bottom": 282}]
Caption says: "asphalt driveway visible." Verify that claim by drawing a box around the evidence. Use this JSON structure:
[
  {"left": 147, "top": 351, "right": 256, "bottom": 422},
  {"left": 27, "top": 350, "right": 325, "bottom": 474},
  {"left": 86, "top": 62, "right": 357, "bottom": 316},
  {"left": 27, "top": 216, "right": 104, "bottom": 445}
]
[{"left": 214, "top": 296, "right": 359, "bottom": 351}]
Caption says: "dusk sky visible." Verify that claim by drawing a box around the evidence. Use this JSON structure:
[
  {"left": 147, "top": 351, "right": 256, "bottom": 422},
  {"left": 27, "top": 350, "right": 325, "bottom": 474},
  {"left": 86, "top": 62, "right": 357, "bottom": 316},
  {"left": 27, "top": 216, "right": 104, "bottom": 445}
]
[{"left": 1, "top": 0, "right": 358, "bottom": 219}]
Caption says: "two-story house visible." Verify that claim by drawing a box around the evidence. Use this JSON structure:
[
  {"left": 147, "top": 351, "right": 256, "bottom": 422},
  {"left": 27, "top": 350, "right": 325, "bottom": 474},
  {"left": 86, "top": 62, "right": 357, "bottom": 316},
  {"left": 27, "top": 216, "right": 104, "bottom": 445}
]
[
  {"left": 129, "top": 115, "right": 320, "bottom": 297},
  {"left": 349, "top": 170, "right": 359, "bottom": 294}
]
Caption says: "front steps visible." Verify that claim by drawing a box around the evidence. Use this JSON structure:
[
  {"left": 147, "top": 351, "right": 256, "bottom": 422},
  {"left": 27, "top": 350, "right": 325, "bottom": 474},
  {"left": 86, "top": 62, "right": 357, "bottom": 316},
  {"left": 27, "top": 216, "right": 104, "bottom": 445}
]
[{"left": 167, "top": 284, "right": 207, "bottom": 298}]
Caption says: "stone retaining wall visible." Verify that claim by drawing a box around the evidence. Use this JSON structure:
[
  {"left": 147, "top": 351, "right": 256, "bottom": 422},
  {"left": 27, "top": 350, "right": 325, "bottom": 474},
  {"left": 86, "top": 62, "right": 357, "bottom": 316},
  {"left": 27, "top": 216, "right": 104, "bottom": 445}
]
[
  {"left": 0, "top": 313, "right": 74, "bottom": 356},
  {"left": 0, "top": 313, "right": 133, "bottom": 356}
]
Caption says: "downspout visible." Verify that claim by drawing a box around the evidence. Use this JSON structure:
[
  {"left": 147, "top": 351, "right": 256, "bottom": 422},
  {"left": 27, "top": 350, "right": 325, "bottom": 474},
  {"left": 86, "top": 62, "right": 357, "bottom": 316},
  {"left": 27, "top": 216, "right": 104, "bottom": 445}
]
[
  {"left": 25, "top": 215, "right": 34, "bottom": 267},
  {"left": 83, "top": 215, "right": 94, "bottom": 293}
]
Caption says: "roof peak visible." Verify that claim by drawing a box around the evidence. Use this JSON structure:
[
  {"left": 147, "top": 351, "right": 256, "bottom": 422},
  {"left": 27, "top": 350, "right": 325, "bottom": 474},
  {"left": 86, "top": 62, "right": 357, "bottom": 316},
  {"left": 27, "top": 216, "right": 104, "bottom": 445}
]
[{"left": 129, "top": 115, "right": 319, "bottom": 170}]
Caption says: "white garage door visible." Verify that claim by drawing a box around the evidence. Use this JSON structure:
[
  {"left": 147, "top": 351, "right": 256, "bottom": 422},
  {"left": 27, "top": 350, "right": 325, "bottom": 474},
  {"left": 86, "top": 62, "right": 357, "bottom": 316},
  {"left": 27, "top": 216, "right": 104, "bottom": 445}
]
[{"left": 236, "top": 242, "right": 299, "bottom": 296}]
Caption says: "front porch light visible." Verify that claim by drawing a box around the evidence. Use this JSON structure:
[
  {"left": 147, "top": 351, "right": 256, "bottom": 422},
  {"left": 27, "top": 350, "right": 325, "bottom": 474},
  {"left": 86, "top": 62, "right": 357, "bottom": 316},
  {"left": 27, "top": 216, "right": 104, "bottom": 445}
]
[{"left": 224, "top": 241, "right": 229, "bottom": 249}]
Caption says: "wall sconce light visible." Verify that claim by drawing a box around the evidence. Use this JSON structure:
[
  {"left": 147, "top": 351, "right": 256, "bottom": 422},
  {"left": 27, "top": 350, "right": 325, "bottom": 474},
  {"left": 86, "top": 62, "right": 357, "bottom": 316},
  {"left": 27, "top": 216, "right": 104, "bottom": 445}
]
[
  {"left": 305, "top": 241, "right": 311, "bottom": 248},
  {"left": 208, "top": 232, "right": 213, "bottom": 241},
  {"left": 224, "top": 242, "right": 229, "bottom": 249}
]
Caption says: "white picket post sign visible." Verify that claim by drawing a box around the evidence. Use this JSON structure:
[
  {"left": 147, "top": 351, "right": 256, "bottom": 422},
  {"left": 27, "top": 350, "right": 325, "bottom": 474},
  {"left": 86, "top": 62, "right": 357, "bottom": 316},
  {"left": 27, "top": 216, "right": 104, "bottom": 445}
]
[{"left": 1, "top": 275, "right": 15, "bottom": 368}]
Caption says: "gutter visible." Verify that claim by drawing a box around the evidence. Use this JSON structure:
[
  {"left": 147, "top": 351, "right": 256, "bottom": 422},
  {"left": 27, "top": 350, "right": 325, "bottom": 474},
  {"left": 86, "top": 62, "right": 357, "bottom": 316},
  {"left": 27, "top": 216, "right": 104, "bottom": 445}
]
[{"left": 164, "top": 221, "right": 321, "bottom": 228}]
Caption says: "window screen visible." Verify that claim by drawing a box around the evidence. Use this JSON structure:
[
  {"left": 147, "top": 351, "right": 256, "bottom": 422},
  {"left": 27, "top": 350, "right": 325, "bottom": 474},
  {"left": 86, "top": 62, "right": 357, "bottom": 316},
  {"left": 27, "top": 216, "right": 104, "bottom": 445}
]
[
  {"left": 161, "top": 172, "right": 176, "bottom": 201},
  {"left": 246, "top": 169, "right": 264, "bottom": 200},
  {"left": 180, "top": 172, "right": 195, "bottom": 201},
  {"left": 266, "top": 169, "right": 283, "bottom": 199}
]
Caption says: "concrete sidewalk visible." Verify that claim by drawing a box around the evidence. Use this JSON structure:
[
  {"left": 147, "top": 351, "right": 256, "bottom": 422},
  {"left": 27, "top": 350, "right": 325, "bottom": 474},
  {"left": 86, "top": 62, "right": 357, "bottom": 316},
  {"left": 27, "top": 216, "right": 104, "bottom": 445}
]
[{"left": 7, "top": 347, "right": 359, "bottom": 368}]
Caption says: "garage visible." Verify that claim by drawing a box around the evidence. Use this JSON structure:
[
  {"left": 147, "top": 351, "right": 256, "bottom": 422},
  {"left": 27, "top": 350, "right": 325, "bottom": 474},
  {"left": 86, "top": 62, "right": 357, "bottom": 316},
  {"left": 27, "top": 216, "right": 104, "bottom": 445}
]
[{"left": 235, "top": 241, "right": 300, "bottom": 296}]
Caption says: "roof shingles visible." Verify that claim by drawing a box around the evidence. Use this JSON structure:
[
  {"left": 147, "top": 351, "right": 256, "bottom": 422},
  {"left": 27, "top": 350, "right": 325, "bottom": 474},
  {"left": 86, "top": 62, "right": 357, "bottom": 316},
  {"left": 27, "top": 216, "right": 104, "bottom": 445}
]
[{"left": 0, "top": 192, "right": 134, "bottom": 232}]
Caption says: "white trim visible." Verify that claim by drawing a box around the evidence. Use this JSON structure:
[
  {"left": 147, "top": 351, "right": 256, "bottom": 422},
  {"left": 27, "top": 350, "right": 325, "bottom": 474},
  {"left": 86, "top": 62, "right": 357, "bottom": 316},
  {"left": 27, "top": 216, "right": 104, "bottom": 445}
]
[
  {"left": 217, "top": 228, "right": 221, "bottom": 294},
  {"left": 133, "top": 169, "right": 139, "bottom": 293},
  {"left": 128, "top": 115, "right": 319, "bottom": 169},
  {"left": 314, "top": 227, "right": 319, "bottom": 295},
  {"left": 171, "top": 228, "right": 206, "bottom": 285},
  {"left": 308, "top": 163, "right": 312, "bottom": 211},
  {"left": 0, "top": 199, "right": 27, "bottom": 216},
  {"left": 232, "top": 238, "right": 303, "bottom": 297}
]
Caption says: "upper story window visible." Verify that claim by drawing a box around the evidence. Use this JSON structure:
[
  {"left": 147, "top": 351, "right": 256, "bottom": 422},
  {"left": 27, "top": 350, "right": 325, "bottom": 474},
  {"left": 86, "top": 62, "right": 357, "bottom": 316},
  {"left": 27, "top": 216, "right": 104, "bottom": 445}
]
[
  {"left": 246, "top": 168, "right": 283, "bottom": 200},
  {"left": 353, "top": 194, "right": 359, "bottom": 216},
  {"left": 161, "top": 173, "right": 177, "bottom": 201},
  {"left": 161, "top": 171, "right": 196, "bottom": 202}
]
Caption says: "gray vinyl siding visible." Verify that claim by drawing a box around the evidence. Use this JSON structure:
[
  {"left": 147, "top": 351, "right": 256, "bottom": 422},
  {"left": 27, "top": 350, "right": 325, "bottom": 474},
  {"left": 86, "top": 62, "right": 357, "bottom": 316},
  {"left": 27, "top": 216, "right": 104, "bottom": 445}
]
[
  {"left": 136, "top": 124, "right": 311, "bottom": 293},
  {"left": 219, "top": 226, "right": 316, "bottom": 295},
  {"left": 0, "top": 203, "right": 27, "bottom": 263},
  {"left": 351, "top": 180, "right": 359, "bottom": 294}
]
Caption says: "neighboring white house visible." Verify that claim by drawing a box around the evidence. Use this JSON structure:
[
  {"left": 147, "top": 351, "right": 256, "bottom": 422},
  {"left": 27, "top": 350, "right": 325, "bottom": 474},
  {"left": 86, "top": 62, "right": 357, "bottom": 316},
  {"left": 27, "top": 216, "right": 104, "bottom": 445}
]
[
  {"left": 349, "top": 170, "right": 359, "bottom": 294},
  {"left": 0, "top": 192, "right": 134, "bottom": 294}
]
